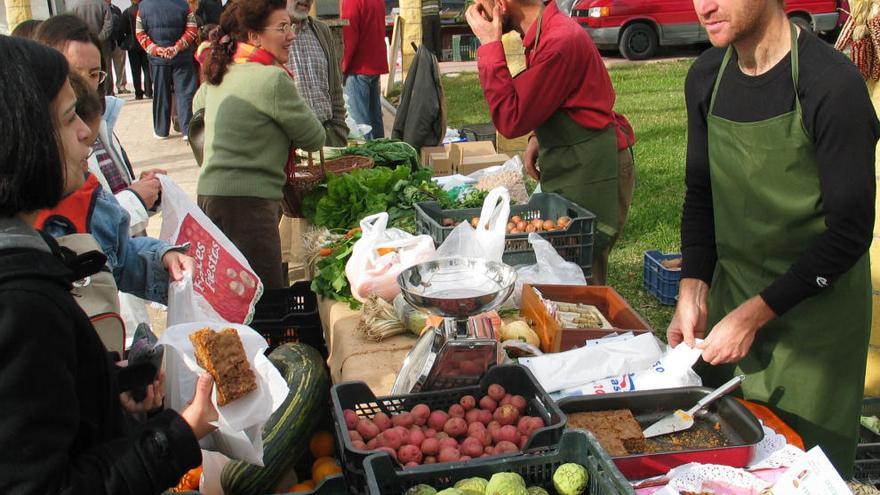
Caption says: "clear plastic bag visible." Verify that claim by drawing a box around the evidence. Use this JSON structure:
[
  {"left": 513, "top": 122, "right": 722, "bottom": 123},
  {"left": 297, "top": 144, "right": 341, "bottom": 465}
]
[
  {"left": 434, "top": 187, "right": 510, "bottom": 262},
  {"left": 513, "top": 233, "right": 586, "bottom": 305}
]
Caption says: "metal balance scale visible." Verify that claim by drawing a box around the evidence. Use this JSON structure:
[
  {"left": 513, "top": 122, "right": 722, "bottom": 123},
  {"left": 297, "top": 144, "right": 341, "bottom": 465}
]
[{"left": 391, "top": 257, "right": 517, "bottom": 395}]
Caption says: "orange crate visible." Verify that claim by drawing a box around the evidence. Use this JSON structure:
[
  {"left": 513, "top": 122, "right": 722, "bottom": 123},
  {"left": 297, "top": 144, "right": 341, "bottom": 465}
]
[{"left": 520, "top": 284, "right": 652, "bottom": 353}]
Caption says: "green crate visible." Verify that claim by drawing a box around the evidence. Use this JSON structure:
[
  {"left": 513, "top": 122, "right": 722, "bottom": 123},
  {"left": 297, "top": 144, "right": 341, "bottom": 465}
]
[
  {"left": 364, "top": 429, "right": 634, "bottom": 495},
  {"left": 414, "top": 193, "right": 595, "bottom": 277}
]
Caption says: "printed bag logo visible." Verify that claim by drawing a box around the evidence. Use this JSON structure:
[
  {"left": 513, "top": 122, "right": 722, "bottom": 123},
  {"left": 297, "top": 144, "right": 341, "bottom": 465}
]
[{"left": 176, "top": 213, "right": 260, "bottom": 322}]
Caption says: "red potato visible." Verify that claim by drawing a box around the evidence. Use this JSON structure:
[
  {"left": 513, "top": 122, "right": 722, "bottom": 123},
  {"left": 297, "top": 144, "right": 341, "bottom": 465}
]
[
  {"left": 366, "top": 438, "right": 378, "bottom": 449},
  {"left": 487, "top": 384, "right": 506, "bottom": 401},
  {"left": 517, "top": 417, "right": 530, "bottom": 434},
  {"left": 465, "top": 409, "right": 481, "bottom": 425},
  {"left": 500, "top": 394, "right": 513, "bottom": 407},
  {"left": 391, "top": 426, "right": 411, "bottom": 446},
  {"left": 519, "top": 416, "right": 545, "bottom": 436},
  {"left": 444, "top": 417, "right": 468, "bottom": 438},
  {"left": 373, "top": 412, "right": 392, "bottom": 431},
  {"left": 494, "top": 404, "right": 520, "bottom": 426},
  {"left": 435, "top": 432, "right": 449, "bottom": 440},
  {"left": 511, "top": 395, "right": 528, "bottom": 414},
  {"left": 410, "top": 404, "right": 431, "bottom": 426},
  {"left": 487, "top": 421, "right": 501, "bottom": 439},
  {"left": 484, "top": 445, "right": 495, "bottom": 455},
  {"left": 519, "top": 435, "right": 529, "bottom": 449},
  {"left": 448, "top": 404, "right": 465, "bottom": 418},
  {"left": 351, "top": 440, "right": 367, "bottom": 450},
  {"left": 428, "top": 411, "right": 449, "bottom": 430},
  {"left": 480, "top": 454, "right": 489, "bottom": 458},
  {"left": 377, "top": 429, "right": 402, "bottom": 450},
  {"left": 498, "top": 425, "right": 520, "bottom": 444},
  {"left": 437, "top": 446, "right": 461, "bottom": 463},
  {"left": 377, "top": 446, "right": 397, "bottom": 460},
  {"left": 398, "top": 444, "right": 423, "bottom": 464},
  {"left": 467, "top": 421, "right": 486, "bottom": 438},
  {"left": 424, "top": 428, "right": 437, "bottom": 438},
  {"left": 461, "top": 437, "right": 484, "bottom": 457},
  {"left": 473, "top": 428, "right": 492, "bottom": 447},
  {"left": 421, "top": 437, "right": 440, "bottom": 455},
  {"left": 459, "top": 395, "right": 477, "bottom": 411},
  {"left": 349, "top": 430, "right": 364, "bottom": 443},
  {"left": 424, "top": 456, "right": 437, "bottom": 464},
  {"left": 478, "top": 409, "right": 493, "bottom": 425},
  {"left": 460, "top": 455, "right": 472, "bottom": 461},
  {"left": 495, "top": 440, "right": 519, "bottom": 454},
  {"left": 343, "top": 409, "right": 359, "bottom": 429},
  {"left": 404, "top": 461, "right": 419, "bottom": 468},
  {"left": 439, "top": 437, "right": 459, "bottom": 450},
  {"left": 479, "top": 396, "right": 498, "bottom": 413},
  {"left": 356, "top": 418, "right": 381, "bottom": 440},
  {"left": 391, "top": 412, "right": 415, "bottom": 428},
  {"left": 409, "top": 426, "right": 426, "bottom": 447}
]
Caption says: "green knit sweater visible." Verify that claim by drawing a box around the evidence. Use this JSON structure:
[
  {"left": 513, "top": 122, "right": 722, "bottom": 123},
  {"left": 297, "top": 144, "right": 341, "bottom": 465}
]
[{"left": 194, "top": 63, "right": 325, "bottom": 200}]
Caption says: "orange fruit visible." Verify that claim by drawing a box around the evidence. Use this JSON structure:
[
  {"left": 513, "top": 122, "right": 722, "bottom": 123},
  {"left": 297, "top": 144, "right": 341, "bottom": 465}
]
[
  {"left": 311, "top": 456, "right": 338, "bottom": 480},
  {"left": 313, "top": 461, "right": 342, "bottom": 484},
  {"left": 303, "top": 479, "right": 316, "bottom": 489},
  {"left": 309, "top": 431, "right": 336, "bottom": 458},
  {"left": 288, "top": 482, "right": 313, "bottom": 493}
]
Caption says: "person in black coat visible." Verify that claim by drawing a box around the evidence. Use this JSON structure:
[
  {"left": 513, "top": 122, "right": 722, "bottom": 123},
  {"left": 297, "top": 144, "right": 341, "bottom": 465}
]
[
  {"left": 0, "top": 34, "right": 217, "bottom": 495},
  {"left": 122, "top": 0, "right": 153, "bottom": 99}
]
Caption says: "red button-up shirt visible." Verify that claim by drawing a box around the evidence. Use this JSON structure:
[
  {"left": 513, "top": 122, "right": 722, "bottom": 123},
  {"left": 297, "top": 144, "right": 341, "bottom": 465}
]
[
  {"left": 341, "top": 0, "right": 389, "bottom": 75},
  {"left": 476, "top": 0, "right": 633, "bottom": 149}
]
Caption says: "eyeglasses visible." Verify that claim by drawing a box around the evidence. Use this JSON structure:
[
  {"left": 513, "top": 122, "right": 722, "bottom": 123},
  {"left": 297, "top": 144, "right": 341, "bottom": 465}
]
[
  {"left": 89, "top": 70, "right": 108, "bottom": 84},
  {"left": 264, "top": 24, "right": 293, "bottom": 33}
]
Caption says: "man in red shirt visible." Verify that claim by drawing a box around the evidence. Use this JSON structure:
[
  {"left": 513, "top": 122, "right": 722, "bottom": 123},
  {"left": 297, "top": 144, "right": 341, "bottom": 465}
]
[
  {"left": 466, "top": 0, "right": 634, "bottom": 284},
  {"left": 341, "top": 0, "right": 389, "bottom": 140}
]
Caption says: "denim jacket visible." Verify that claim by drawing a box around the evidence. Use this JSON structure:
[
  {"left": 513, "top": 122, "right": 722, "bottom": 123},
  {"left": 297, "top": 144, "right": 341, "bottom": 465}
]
[{"left": 42, "top": 177, "right": 180, "bottom": 304}]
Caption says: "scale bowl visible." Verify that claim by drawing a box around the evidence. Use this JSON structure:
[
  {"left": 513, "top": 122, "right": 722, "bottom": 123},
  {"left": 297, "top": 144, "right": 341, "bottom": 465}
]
[{"left": 397, "top": 257, "right": 516, "bottom": 319}]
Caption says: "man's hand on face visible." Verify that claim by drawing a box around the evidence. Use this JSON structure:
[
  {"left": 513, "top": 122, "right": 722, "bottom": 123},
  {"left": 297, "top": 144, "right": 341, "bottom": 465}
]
[{"left": 465, "top": 1, "right": 503, "bottom": 45}]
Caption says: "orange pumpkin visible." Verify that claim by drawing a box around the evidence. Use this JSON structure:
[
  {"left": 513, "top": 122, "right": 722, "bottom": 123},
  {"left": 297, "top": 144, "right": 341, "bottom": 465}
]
[{"left": 309, "top": 431, "right": 336, "bottom": 458}]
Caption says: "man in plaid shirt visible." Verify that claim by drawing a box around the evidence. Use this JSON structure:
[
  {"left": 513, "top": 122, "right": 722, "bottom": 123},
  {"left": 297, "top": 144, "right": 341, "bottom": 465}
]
[{"left": 285, "top": 0, "right": 349, "bottom": 146}]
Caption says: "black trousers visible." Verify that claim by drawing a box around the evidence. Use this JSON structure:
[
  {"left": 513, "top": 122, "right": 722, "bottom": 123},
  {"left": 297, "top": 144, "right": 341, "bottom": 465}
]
[
  {"left": 128, "top": 49, "right": 152, "bottom": 97},
  {"left": 421, "top": 15, "right": 442, "bottom": 59}
]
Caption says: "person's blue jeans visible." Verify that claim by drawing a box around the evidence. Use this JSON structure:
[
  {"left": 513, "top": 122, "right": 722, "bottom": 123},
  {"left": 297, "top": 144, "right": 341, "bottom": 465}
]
[
  {"left": 149, "top": 56, "right": 197, "bottom": 137},
  {"left": 344, "top": 74, "right": 384, "bottom": 140}
]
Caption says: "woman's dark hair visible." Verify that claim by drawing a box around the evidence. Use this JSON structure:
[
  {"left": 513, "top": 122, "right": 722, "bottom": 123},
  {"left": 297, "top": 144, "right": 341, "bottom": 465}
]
[
  {"left": 203, "top": 0, "right": 286, "bottom": 85},
  {"left": 34, "top": 14, "right": 104, "bottom": 61},
  {"left": 0, "top": 35, "right": 69, "bottom": 216},
  {"left": 10, "top": 19, "right": 43, "bottom": 39},
  {"left": 69, "top": 72, "right": 104, "bottom": 125}
]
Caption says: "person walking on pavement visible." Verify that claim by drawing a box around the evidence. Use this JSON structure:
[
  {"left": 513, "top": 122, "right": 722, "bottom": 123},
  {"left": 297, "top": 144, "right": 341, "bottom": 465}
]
[
  {"left": 107, "top": 0, "right": 130, "bottom": 94},
  {"left": 286, "top": 0, "right": 349, "bottom": 146},
  {"left": 669, "top": 0, "right": 879, "bottom": 477},
  {"left": 66, "top": 0, "right": 115, "bottom": 95},
  {"left": 421, "top": 0, "right": 441, "bottom": 58},
  {"left": 122, "top": 0, "right": 152, "bottom": 99},
  {"left": 136, "top": 0, "right": 199, "bottom": 139},
  {"left": 465, "top": 0, "right": 635, "bottom": 285},
  {"left": 340, "top": 0, "right": 388, "bottom": 140}
]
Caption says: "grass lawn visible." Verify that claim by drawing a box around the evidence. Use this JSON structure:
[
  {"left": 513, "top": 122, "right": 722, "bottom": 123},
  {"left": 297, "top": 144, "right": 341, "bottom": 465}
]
[{"left": 434, "top": 60, "right": 695, "bottom": 333}]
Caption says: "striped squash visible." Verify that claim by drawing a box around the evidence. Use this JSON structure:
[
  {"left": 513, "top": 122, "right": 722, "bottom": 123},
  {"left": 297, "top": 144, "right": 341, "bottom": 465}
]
[{"left": 221, "top": 343, "right": 330, "bottom": 495}]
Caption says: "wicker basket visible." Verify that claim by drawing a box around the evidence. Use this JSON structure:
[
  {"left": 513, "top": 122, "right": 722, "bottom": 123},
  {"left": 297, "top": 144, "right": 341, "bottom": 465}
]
[{"left": 281, "top": 153, "right": 374, "bottom": 217}]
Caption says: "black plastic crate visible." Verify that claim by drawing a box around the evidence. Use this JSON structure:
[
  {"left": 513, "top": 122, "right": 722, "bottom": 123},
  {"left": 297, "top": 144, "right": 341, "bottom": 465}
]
[
  {"left": 642, "top": 250, "right": 681, "bottom": 305},
  {"left": 364, "top": 429, "right": 634, "bottom": 495},
  {"left": 415, "top": 193, "right": 595, "bottom": 277},
  {"left": 330, "top": 365, "right": 567, "bottom": 493},
  {"left": 272, "top": 474, "right": 347, "bottom": 494},
  {"left": 251, "top": 281, "right": 326, "bottom": 356}
]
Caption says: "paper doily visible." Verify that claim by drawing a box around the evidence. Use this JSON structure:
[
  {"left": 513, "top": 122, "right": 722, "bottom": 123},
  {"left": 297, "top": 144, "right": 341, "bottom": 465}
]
[
  {"left": 748, "top": 422, "right": 790, "bottom": 466},
  {"left": 666, "top": 464, "right": 771, "bottom": 493}
]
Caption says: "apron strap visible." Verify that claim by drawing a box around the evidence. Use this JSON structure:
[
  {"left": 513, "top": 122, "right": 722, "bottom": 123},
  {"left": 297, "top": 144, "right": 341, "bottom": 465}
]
[{"left": 709, "top": 22, "right": 802, "bottom": 117}]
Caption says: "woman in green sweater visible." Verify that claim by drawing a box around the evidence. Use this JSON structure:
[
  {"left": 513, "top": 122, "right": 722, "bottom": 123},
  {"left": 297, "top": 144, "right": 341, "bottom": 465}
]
[{"left": 195, "top": 0, "right": 325, "bottom": 289}]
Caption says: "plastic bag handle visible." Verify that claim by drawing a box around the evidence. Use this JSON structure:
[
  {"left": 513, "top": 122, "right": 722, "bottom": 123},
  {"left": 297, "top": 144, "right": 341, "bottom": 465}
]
[
  {"left": 359, "top": 212, "right": 389, "bottom": 238},
  {"left": 476, "top": 187, "right": 510, "bottom": 232}
]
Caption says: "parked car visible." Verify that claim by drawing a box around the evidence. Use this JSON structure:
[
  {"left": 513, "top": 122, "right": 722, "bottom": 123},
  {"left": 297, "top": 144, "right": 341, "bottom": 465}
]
[{"left": 569, "top": 0, "right": 843, "bottom": 60}]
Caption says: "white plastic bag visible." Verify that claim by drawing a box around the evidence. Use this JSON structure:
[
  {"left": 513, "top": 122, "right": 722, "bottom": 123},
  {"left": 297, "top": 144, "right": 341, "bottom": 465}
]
[
  {"left": 157, "top": 175, "right": 262, "bottom": 324},
  {"left": 158, "top": 322, "right": 289, "bottom": 465},
  {"left": 513, "top": 233, "right": 586, "bottom": 305},
  {"left": 345, "top": 213, "right": 436, "bottom": 302},
  {"left": 434, "top": 187, "right": 510, "bottom": 262}
]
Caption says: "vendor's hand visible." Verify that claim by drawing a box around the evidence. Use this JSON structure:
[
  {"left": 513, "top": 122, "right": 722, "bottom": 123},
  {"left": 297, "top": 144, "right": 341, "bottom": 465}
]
[
  {"left": 181, "top": 373, "right": 218, "bottom": 440},
  {"left": 524, "top": 135, "right": 540, "bottom": 180},
  {"left": 140, "top": 168, "right": 168, "bottom": 181},
  {"left": 120, "top": 370, "right": 165, "bottom": 413},
  {"left": 129, "top": 177, "right": 161, "bottom": 209},
  {"left": 698, "top": 295, "right": 775, "bottom": 365},
  {"left": 162, "top": 251, "right": 195, "bottom": 281},
  {"left": 666, "top": 278, "right": 709, "bottom": 348},
  {"left": 465, "top": 2, "right": 503, "bottom": 45}
]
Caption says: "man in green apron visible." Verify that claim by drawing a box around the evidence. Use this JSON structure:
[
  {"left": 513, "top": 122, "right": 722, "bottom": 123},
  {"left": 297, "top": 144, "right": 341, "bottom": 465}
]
[
  {"left": 465, "top": 0, "right": 634, "bottom": 284},
  {"left": 670, "top": 0, "right": 879, "bottom": 477}
]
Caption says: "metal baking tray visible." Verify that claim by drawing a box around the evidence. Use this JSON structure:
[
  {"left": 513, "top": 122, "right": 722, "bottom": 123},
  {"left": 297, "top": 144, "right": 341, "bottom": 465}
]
[{"left": 557, "top": 386, "right": 764, "bottom": 480}]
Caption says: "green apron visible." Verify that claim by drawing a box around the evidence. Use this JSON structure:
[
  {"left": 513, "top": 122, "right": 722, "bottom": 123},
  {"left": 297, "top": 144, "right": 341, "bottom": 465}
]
[
  {"left": 702, "top": 24, "right": 871, "bottom": 478},
  {"left": 530, "top": 7, "right": 619, "bottom": 246}
]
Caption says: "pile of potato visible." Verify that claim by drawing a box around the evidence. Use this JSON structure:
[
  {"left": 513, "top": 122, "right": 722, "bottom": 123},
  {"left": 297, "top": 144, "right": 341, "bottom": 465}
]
[
  {"left": 441, "top": 215, "right": 573, "bottom": 235},
  {"left": 343, "top": 384, "right": 546, "bottom": 466}
]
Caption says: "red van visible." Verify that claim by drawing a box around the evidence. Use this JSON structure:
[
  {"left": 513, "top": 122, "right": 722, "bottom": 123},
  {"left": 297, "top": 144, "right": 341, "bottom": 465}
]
[{"left": 568, "top": 0, "right": 841, "bottom": 60}]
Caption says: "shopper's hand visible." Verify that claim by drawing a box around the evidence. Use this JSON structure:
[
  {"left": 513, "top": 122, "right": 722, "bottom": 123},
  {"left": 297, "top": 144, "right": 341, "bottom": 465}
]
[
  {"left": 181, "top": 373, "right": 218, "bottom": 440},
  {"left": 698, "top": 295, "right": 775, "bottom": 365},
  {"left": 666, "top": 278, "right": 709, "bottom": 348},
  {"left": 140, "top": 168, "right": 167, "bottom": 180},
  {"left": 162, "top": 251, "right": 195, "bottom": 281},
  {"left": 163, "top": 46, "right": 179, "bottom": 59},
  {"left": 524, "top": 135, "right": 540, "bottom": 180},
  {"left": 465, "top": 2, "right": 503, "bottom": 45},
  {"left": 120, "top": 370, "right": 166, "bottom": 413},
  {"left": 129, "top": 178, "right": 161, "bottom": 209}
]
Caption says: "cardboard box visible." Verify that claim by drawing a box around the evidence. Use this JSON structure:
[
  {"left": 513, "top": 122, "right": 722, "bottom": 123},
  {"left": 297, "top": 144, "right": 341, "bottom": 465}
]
[
  {"left": 430, "top": 151, "right": 453, "bottom": 177},
  {"left": 420, "top": 146, "right": 445, "bottom": 167},
  {"left": 459, "top": 153, "right": 511, "bottom": 176},
  {"left": 449, "top": 141, "right": 497, "bottom": 166}
]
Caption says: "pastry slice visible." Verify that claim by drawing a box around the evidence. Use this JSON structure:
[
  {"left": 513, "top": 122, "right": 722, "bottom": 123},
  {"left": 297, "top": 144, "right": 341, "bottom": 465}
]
[{"left": 189, "top": 327, "right": 258, "bottom": 406}]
